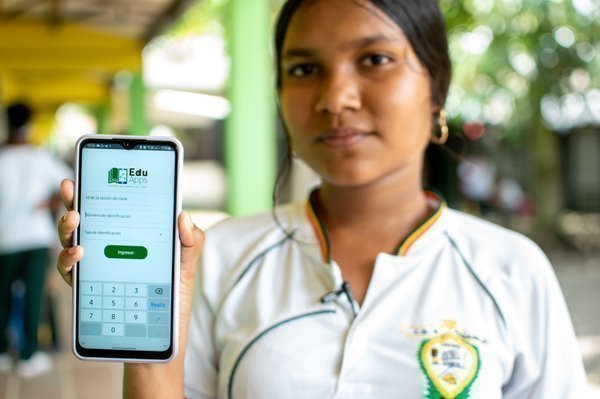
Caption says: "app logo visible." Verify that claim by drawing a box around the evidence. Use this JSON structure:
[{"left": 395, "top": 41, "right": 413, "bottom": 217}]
[
  {"left": 108, "top": 168, "right": 128, "bottom": 184},
  {"left": 108, "top": 167, "right": 148, "bottom": 185}
]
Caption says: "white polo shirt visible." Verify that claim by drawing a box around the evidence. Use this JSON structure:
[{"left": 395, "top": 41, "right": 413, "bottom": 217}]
[
  {"left": 0, "top": 145, "right": 72, "bottom": 254},
  {"left": 184, "top": 192, "right": 587, "bottom": 399}
]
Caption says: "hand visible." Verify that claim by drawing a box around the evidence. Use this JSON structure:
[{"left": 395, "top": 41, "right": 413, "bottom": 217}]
[
  {"left": 56, "top": 179, "right": 205, "bottom": 349},
  {"left": 57, "top": 178, "right": 205, "bottom": 394},
  {"left": 56, "top": 179, "right": 82, "bottom": 286}
]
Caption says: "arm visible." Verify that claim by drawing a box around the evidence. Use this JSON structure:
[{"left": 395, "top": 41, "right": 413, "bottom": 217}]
[
  {"left": 57, "top": 179, "right": 204, "bottom": 398},
  {"left": 502, "top": 246, "right": 587, "bottom": 398}
]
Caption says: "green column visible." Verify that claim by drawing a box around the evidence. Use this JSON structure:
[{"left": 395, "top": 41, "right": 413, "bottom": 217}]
[
  {"left": 95, "top": 101, "right": 110, "bottom": 134},
  {"left": 129, "top": 71, "right": 148, "bottom": 135},
  {"left": 226, "top": 0, "right": 275, "bottom": 216}
]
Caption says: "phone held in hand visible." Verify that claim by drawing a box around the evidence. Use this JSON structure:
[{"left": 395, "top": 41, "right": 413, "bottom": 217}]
[{"left": 73, "top": 134, "right": 183, "bottom": 362}]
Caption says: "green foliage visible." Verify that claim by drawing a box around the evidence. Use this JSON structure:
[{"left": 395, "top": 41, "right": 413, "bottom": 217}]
[
  {"left": 167, "top": 0, "right": 287, "bottom": 37},
  {"left": 166, "top": 0, "right": 599, "bottom": 142},
  {"left": 167, "top": 0, "right": 229, "bottom": 37},
  {"left": 442, "top": 0, "right": 600, "bottom": 140}
]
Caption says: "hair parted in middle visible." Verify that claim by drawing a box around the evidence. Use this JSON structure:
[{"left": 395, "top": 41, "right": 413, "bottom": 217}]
[{"left": 272, "top": 0, "right": 452, "bottom": 203}]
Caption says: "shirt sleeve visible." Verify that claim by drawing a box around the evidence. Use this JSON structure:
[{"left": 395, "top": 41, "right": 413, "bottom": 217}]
[
  {"left": 184, "top": 255, "right": 219, "bottom": 399},
  {"left": 42, "top": 150, "right": 73, "bottom": 196},
  {"left": 502, "top": 246, "right": 588, "bottom": 398},
  {"left": 37, "top": 149, "right": 73, "bottom": 200}
]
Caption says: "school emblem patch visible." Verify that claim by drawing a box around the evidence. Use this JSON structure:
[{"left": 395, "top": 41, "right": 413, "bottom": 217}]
[{"left": 403, "top": 320, "right": 482, "bottom": 399}]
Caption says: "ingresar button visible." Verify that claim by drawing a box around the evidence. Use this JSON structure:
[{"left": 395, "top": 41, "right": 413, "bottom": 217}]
[{"left": 104, "top": 245, "right": 148, "bottom": 259}]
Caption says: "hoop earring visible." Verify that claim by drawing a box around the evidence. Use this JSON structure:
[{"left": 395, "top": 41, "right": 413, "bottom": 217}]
[{"left": 431, "top": 109, "right": 449, "bottom": 145}]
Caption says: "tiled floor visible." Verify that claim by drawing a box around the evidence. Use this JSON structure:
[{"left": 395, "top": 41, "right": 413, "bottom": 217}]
[
  {"left": 552, "top": 251, "right": 600, "bottom": 397},
  {"left": 1, "top": 250, "right": 599, "bottom": 398},
  {"left": 0, "top": 272, "right": 122, "bottom": 399},
  {"left": 0, "top": 354, "right": 122, "bottom": 399}
]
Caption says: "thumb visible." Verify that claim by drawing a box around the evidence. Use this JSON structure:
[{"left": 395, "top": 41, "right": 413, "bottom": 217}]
[{"left": 179, "top": 211, "right": 205, "bottom": 265}]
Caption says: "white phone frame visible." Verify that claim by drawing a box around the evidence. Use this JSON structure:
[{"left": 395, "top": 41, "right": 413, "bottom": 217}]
[{"left": 72, "top": 134, "right": 182, "bottom": 363}]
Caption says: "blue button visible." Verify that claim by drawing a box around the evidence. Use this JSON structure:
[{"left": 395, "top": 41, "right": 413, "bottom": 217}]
[{"left": 148, "top": 299, "right": 169, "bottom": 311}]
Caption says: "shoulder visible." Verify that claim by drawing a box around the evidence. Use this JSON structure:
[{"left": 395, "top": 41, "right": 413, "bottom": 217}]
[
  {"left": 34, "top": 147, "right": 67, "bottom": 165},
  {"left": 444, "top": 209, "right": 552, "bottom": 281},
  {"left": 0, "top": 146, "right": 35, "bottom": 166},
  {"left": 446, "top": 209, "right": 540, "bottom": 252},
  {"left": 199, "top": 202, "right": 303, "bottom": 302},
  {"left": 444, "top": 210, "right": 566, "bottom": 334},
  {"left": 204, "top": 202, "right": 301, "bottom": 252}
]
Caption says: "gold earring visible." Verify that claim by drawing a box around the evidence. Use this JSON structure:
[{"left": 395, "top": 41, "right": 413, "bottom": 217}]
[{"left": 431, "top": 109, "right": 449, "bottom": 145}]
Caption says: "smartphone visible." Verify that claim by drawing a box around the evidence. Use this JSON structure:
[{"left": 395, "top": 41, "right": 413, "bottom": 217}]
[{"left": 73, "top": 134, "right": 182, "bottom": 362}]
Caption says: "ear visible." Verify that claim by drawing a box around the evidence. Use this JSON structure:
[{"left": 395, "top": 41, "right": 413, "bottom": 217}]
[{"left": 430, "top": 99, "right": 441, "bottom": 116}]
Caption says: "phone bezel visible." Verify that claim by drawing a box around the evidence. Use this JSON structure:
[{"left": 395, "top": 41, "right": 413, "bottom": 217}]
[{"left": 73, "top": 134, "right": 182, "bottom": 362}]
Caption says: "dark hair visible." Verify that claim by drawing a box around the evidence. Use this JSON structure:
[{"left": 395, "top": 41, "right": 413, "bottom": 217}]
[
  {"left": 7, "top": 102, "right": 33, "bottom": 133},
  {"left": 272, "top": 0, "right": 452, "bottom": 204}
]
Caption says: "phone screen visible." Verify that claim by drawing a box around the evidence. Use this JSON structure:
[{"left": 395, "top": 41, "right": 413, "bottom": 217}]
[{"left": 76, "top": 139, "right": 178, "bottom": 359}]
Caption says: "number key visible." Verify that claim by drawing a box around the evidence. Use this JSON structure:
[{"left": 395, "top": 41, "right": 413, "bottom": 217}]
[
  {"left": 126, "top": 311, "right": 147, "bottom": 324},
  {"left": 82, "top": 310, "right": 101, "bottom": 322},
  {"left": 102, "top": 323, "right": 124, "bottom": 336},
  {"left": 81, "top": 295, "right": 102, "bottom": 309},
  {"left": 103, "top": 283, "right": 124, "bottom": 296},
  {"left": 126, "top": 297, "right": 147, "bottom": 310},
  {"left": 82, "top": 282, "right": 101, "bottom": 295},
  {"left": 103, "top": 310, "right": 124, "bottom": 323},
  {"left": 126, "top": 284, "right": 147, "bottom": 297},
  {"left": 103, "top": 296, "right": 124, "bottom": 309}
]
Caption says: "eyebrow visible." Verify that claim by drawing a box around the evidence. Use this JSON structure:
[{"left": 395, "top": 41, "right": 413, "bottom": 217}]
[{"left": 282, "top": 34, "right": 403, "bottom": 59}]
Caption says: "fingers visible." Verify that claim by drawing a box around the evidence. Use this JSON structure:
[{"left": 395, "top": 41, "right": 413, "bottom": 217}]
[
  {"left": 60, "top": 179, "right": 75, "bottom": 211},
  {"left": 57, "top": 245, "right": 84, "bottom": 287},
  {"left": 57, "top": 179, "right": 79, "bottom": 287},
  {"left": 58, "top": 210, "right": 80, "bottom": 248},
  {"left": 178, "top": 212, "right": 205, "bottom": 270}
]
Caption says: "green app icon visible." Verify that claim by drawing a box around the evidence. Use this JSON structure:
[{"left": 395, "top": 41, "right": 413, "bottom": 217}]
[{"left": 108, "top": 168, "right": 128, "bottom": 184}]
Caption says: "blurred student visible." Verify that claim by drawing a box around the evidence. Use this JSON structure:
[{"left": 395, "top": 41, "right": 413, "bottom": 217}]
[{"left": 0, "top": 102, "right": 71, "bottom": 378}]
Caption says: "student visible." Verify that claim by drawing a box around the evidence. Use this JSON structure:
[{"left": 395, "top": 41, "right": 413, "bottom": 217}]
[
  {"left": 0, "top": 102, "right": 71, "bottom": 377},
  {"left": 57, "top": 0, "right": 587, "bottom": 397}
]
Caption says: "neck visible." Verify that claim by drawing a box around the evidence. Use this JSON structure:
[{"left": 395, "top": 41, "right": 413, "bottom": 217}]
[
  {"left": 317, "top": 169, "right": 429, "bottom": 232},
  {"left": 7, "top": 130, "right": 28, "bottom": 145}
]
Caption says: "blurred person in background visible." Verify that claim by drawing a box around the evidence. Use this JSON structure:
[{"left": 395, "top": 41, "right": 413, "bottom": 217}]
[
  {"left": 457, "top": 156, "right": 496, "bottom": 215},
  {"left": 0, "top": 102, "right": 72, "bottom": 378}
]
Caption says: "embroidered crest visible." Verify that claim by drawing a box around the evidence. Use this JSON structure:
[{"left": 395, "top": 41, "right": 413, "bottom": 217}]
[{"left": 403, "top": 320, "right": 482, "bottom": 399}]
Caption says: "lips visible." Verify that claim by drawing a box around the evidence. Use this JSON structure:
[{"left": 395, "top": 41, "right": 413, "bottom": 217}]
[{"left": 315, "top": 127, "right": 374, "bottom": 148}]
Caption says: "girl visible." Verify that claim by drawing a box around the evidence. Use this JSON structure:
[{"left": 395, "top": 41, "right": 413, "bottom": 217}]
[{"left": 57, "top": 0, "right": 587, "bottom": 397}]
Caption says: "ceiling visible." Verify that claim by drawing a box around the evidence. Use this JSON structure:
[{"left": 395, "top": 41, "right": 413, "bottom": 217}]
[
  {"left": 0, "top": 0, "right": 194, "bottom": 42},
  {"left": 0, "top": 0, "right": 196, "bottom": 111}
]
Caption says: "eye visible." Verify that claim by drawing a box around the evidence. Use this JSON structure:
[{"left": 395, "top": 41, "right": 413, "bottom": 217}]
[
  {"left": 287, "top": 64, "right": 318, "bottom": 78},
  {"left": 362, "top": 54, "right": 393, "bottom": 67}
]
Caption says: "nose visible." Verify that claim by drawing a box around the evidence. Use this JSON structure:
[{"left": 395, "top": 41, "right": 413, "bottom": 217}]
[{"left": 315, "top": 69, "right": 361, "bottom": 116}]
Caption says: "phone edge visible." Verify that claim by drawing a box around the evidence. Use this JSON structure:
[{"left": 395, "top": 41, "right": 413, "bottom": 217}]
[{"left": 71, "top": 134, "right": 183, "bottom": 363}]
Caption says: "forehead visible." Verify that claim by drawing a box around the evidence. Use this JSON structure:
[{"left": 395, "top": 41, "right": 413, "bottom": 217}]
[{"left": 283, "top": 0, "right": 405, "bottom": 51}]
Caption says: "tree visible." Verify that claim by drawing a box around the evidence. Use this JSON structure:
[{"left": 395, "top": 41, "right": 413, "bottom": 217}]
[{"left": 441, "top": 0, "right": 600, "bottom": 225}]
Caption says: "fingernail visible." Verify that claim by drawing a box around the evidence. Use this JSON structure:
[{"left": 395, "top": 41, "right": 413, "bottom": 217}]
[{"left": 68, "top": 247, "right": 76, "bottom": 255}]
